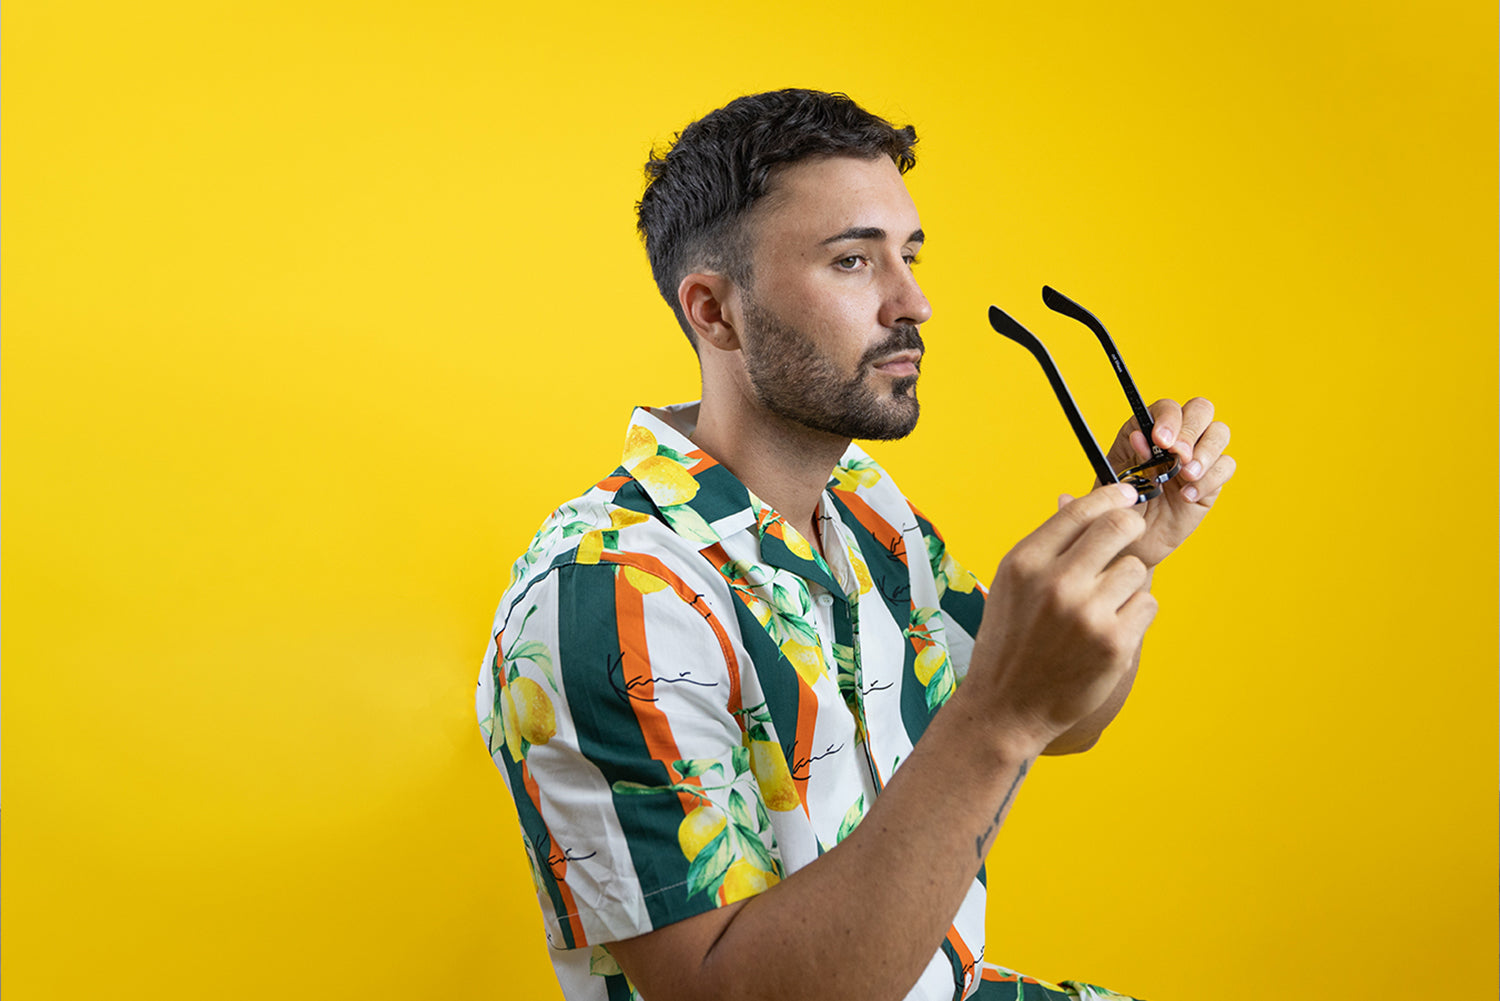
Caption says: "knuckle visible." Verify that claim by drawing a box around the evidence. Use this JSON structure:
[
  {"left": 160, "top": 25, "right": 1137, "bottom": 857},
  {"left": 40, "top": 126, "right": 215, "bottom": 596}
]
[
  {"left": 1043, "top": 570, "right": 1081, "bottom": 609},
  {"left": 1216, "top": 454, "right": 1238, "bottom": 481},
  {"left": 1138, "top": 593, "right": 1161, "bottom": 621},
  {"left": 1100, "top": 508, "right": 1143, "bottom": 537},
  {"left": 1003, "top": 546, "right": 1044, "bottom": 581}
]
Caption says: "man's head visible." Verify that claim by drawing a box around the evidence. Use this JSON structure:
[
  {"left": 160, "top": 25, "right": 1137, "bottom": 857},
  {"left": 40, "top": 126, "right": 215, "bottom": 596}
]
[{"left": 636, "top": 89, "right": 918, "bottom": 345}]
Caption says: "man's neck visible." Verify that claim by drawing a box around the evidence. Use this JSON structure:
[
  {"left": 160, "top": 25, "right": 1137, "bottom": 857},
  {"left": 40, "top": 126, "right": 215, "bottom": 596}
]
[{"left": 687, "top": 395, "right": 849, "bottom": 555}]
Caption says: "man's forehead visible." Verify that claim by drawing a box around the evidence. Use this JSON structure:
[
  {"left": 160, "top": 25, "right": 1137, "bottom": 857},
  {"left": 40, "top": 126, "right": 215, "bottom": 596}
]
[{"left": 753, "top": 155, "right": 922, "bottom": 241}]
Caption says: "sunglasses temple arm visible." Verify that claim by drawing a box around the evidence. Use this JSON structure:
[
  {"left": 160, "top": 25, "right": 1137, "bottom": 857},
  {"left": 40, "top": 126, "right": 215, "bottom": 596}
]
[
  {"left": 988, "top": 306, "right": 1120, "bottom": 487},
  {"left": 1041, "top": 286, "right": 1161, "bottom": 450}
]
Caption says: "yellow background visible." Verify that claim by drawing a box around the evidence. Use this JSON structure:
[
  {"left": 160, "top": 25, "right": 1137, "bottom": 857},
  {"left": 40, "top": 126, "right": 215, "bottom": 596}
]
[{"left": 4, "top": 1, "right": 1494, "bottom": 997}]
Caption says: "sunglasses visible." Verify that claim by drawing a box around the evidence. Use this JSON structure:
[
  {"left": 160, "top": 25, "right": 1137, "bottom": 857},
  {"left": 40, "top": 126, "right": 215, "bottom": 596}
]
[{"left": 989, "top": 286, "right": 1180, "bottom": 503}]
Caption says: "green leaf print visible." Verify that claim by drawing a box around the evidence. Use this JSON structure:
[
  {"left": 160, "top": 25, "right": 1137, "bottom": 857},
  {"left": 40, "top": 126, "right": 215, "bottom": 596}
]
[
  {"left": 721, "top": 559, "right": 767, "bottom": 586},
  {"left": 726, "top": 788, "right": 755, "bottom": 831},
  {"left": 656, "top": 445, "right": 692, "bottom": 465},
  {"left": 661, "top": 503, "right": 718, "bottom": 544},
  {"left": 508, "top": 640, "right": 557, "bottom": 689},
  {"left": 924, "top": 668, "right": 955, "bottom": 713},
  {"left": 685, "top": 828, "right": 734, "bottom": 898},
  {"left": 780, "top": 614, "right": 820, "bottom": 649},
  {"left": 769, "top": 582, "right": 798, "bottom": 617},
  {"left": 727, "top": 821, "right": 777, "bottom": 873},
  {"left": 673, "top": 758, "right": 723, "bottom": 780},
  {"left": 588, "top": 945, "right": 624, "bottom": 978},
  {"left": 836, "top": 794, "right": 867, "bottom": 844}
]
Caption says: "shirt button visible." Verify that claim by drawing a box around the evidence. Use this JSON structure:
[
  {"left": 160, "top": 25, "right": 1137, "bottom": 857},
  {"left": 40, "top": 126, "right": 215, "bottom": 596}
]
[{"left": 818, "top": 595, "right": 833, "bottom": 606}]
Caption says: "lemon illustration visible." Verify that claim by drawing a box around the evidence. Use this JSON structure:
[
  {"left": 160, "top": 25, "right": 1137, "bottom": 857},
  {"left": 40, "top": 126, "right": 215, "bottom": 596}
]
[
  {"left": 779, "top": 639, "right": 826, "bottom": 686},
  {"left": 501, "top": 685, "right": 523, "bottom": 763},
  {"left": 576, "top": 530, "right": 603, "bottom": 565},
  {"left": 782, "top": 526, "right": 814, "bottom": 561},
  {"left": 623, "top": 565, "right": 670, "bottom": 594},
  {"left": 941, "top": 551, "right": 977, "bottom": 594},
  {"left": 622, "top": 425, "right": 658, "bottom": 467},
  {"left": 633, "top": 455, "right": 698, "bottom": 506},
  {"left": 914, "top": 645, "right": 948, "bottom": 687},
  {"left": 511, "top": 677, "right": 557, "bottom": 746},
  {"left": 677, "top": 804, "right": 727, "bottom": 861},
  {"left": 722, "top": 859, "right": 780, "bottom": 902},
  {"left": 748, "top": 739, "right": 800, "bottom": 812},
  {"left": 833, "top": 466, "right": 881, "bottom": 491},
  {"left": 609, "top": 508, "right": 650, "bottom": 530},
  {"left": 850, "top": 554, "right": 874, "bottom": 595}
]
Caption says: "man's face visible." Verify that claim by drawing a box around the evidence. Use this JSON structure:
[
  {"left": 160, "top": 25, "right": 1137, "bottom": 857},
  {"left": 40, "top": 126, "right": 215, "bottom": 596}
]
[{"left": 733, "top": 155, "right": 932, "bottom": 441}]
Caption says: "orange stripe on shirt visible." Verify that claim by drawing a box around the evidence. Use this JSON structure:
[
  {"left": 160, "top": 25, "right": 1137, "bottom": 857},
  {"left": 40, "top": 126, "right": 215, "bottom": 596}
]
[
  {"left": 603, "top": 550, "right": 742, "bottom": 719},
  {"left": 832, "top": 488, "right": 908, "bottom": 565},
  {"left": 613, "top": 569, "right": 700, "bottom": 815},
  {"left": 790, "top": 671, "right": 817, "bottom": 815},
  {"left": 945, "top": 923, "right": 978, "bottom": 997}
]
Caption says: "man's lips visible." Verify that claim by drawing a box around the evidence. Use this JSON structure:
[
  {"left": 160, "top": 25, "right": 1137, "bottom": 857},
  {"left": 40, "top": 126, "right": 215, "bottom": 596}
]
[{"left": 871, "top": 350, "right": 922, "bottom": 376}]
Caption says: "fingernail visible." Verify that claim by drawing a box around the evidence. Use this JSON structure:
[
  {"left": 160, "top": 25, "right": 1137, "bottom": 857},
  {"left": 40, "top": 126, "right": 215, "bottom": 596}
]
[
  {"left": 1156, "top": 426, "right": 1175, "bottom": 446},
  {"left": 1117, "top": 482, "right": 1139, "bottom": 502},
  {"left": 1186, "top": 460, "right": 1203, "bottom": 478},
  {"left": 1182, "top": 485, "right": 1199, "bottom": 503}
]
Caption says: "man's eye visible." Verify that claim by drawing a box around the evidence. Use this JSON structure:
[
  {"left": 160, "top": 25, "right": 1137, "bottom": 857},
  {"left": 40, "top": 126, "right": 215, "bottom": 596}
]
[
  {"left": 835, "top": 255, "right": 865, "bottom": 270},
  {"left": 904, "top": 254, "right": 921, "bottom": 266}
]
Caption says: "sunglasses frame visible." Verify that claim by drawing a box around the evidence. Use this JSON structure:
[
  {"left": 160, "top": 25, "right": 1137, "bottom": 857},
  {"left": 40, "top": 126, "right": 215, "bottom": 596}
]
[{"left": 988, "top": 286, "right": 1180, "bottom": 503}]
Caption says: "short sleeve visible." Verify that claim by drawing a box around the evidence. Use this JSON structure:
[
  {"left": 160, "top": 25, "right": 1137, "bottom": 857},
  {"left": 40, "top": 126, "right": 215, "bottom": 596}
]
[{"left": 480, "top": 558, "right": 782, "bottom": 951}]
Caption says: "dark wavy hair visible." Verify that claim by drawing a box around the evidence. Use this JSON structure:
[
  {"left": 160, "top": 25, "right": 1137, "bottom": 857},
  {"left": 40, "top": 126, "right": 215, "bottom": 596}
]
[{"left": 636, "top": 89, "right": 919, "bottom": 345}]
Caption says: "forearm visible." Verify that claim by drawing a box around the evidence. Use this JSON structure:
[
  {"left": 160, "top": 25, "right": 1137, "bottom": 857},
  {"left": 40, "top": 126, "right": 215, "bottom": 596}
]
[{"left": 611, "top": 688, "right": 1043, "bottom": 1001}]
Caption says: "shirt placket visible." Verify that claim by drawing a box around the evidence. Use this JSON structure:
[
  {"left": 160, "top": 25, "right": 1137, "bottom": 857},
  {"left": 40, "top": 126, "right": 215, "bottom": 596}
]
[{"left": 818, "top": 498, "right": 884, "bottom": 794}]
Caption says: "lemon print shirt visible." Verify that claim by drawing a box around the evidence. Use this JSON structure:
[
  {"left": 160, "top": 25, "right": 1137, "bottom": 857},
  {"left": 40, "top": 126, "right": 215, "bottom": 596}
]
[{"left": 477, "top": 404, "right": 1140, "bottom": 1001}]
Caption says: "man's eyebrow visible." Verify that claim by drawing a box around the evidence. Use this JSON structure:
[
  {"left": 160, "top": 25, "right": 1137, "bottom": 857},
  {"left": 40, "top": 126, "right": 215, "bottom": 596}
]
[{"left": 820, "top": 227, "right": 925, "bottom": 245}]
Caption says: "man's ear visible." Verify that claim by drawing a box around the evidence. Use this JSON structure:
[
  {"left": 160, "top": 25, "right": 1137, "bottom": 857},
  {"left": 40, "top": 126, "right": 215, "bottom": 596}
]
[{"left": 678, "top": 272, "right": 741, "bottom": 351}]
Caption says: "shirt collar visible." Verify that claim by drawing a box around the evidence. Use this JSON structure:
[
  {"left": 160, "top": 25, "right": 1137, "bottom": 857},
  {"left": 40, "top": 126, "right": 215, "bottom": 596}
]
[{"left": 619, "top": 403, "right": 855, "bottom": 597}]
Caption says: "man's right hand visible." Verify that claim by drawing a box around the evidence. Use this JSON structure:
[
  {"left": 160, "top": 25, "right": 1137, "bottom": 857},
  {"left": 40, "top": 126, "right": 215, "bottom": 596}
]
[{"left": 961, "top": 480, "right": 1159, "bottom": 757}]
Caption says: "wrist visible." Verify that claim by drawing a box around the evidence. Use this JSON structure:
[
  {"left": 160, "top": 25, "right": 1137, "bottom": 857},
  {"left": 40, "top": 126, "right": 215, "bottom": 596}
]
[{"left": 940, "top": 683, "right": 1053, "bottom": 767}]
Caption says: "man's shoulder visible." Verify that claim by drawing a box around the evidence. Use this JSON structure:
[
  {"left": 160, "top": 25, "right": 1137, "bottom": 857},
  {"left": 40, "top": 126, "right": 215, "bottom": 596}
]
[{"left": 495, "top": 469, "right": 725, "bottom": 619}]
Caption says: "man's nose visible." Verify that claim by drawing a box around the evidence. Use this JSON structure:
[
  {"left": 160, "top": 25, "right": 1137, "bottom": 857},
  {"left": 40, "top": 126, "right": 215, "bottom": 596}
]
[{"left": 878, "top": 263, "right": 933, "bottom": 329}]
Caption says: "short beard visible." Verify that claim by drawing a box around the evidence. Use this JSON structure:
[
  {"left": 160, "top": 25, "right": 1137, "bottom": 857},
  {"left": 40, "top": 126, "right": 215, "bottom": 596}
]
[{"left": 740, "top": 294, "right": 922, "bottom": 441}]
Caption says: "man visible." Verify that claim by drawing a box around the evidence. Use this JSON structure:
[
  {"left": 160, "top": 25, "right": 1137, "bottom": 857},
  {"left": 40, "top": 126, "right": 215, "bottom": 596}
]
[{"left": 477, "top": 89, "right": 1233, "bottom": 1001}]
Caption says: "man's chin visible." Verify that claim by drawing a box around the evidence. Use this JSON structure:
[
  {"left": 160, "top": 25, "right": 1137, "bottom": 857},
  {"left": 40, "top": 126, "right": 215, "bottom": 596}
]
[{"left": 856, "top": 398, "right": 919, "bottom": 442}]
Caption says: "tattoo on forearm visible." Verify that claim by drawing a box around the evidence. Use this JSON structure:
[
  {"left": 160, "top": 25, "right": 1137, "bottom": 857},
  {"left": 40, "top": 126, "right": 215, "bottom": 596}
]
[{"left": 975, "top": 759, "right": 1030, "bottom": 858}]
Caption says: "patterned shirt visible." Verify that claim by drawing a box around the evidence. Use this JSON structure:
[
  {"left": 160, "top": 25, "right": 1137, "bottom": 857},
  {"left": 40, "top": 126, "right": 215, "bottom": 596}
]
[{"left": 477, "top": 403, "right": 1138, "bottom": 1001}]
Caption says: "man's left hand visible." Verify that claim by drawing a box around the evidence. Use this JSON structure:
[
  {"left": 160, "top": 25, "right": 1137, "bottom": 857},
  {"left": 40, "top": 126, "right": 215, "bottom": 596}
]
[{"left": 1103, "top": 397, "right": 1234, "bottom": 569}]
